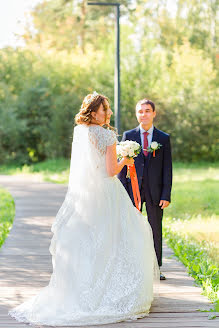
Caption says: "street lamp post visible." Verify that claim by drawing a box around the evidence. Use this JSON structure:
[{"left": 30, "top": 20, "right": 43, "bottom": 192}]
[{"left": 87, "top": 2, "right": 121, "bottom": 134}]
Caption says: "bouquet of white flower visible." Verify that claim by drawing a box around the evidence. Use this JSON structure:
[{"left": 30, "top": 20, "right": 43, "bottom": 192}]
[
  {"left": 116, "top": 140, "right": 141, "bottom": 160},
  {"left": 116, "top": 140, "right": 141, "bottom": 180},
  {"left": 116, "top": 140, "right": 142, "bottom": 210}
]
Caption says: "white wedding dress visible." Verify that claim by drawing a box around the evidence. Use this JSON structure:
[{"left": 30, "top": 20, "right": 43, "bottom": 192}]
[{"left": 9, "top": 124, "right": 159, "bottom": 326}]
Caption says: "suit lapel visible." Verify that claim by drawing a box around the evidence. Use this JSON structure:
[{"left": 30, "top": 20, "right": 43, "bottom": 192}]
[{"left": 134, "top": 126, "right": 141, "bottom": 146}]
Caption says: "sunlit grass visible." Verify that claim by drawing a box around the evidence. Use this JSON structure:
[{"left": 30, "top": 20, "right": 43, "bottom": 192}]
[
  {"left": 163, "top": 163, "right": 219, "bottom": 264},
  {"left": 0, "top": 158, "right": 70, "bottom": 184},
  {"left": 166, "top": 180, "right": 219, "bottom": 219},
  {"left": 163, "top": 220, "right": 219, "bottom": 304},
  {"left": 162, "top": 162, "right": 219, "bottom": 305},
  {"left": 173, "top": 162, "right": 219, "bottom": 182},
  {"left": 0, "top": 187, "right": 15, "bottom": 248},
  {"left": 164, "top": 215, "right": 219, "bottom": 265}
]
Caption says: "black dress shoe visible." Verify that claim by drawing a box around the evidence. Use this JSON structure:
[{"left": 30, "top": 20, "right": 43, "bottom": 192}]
[{"left": 160, "top": 272, "right": 166, "bottom": 280}]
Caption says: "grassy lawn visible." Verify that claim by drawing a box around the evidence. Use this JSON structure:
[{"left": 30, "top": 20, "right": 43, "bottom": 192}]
[
  {"left": 164, "top": 163, "right": 219, "bottom": 265},
  {"left": 0, "top": 187, "right": 15, "bottom": 248},
  {"left": 162, "top": 162, "right": 219, "bottom": 307},
  {"left": 0, "top": 158, "right": 70, "bottom": 184}
]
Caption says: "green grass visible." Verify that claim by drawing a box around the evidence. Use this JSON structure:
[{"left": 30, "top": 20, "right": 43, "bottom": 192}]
[
  {"left": 0, "top": 158, "right": 70, "bottom": 184},
  {"left": 167, "top": 216, "right": 219, "bottom": 263},
  {"left": 163, "top": 224, "right": 219, "bottom": 312},
  {"left": 1, "top": 159, "right": 218, "bottom": 185},
  {"left": 0, "top": 187, "right": 15, "bottom": 248},
  {"left": 167, "top": 179, "right": 219, "bottom": 218},
  {"left": 164, "top": 163, "right": 219, "bottom": 265}
]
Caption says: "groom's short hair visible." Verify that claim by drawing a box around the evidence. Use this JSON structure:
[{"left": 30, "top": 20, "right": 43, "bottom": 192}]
[{"left": 136, "top": 98, "right": 155, "bottom": 112}]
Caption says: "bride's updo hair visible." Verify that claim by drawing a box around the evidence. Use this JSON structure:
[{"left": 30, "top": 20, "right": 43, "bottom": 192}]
[{"left": 75, "top": 92, "right": 114, "bottom": 129}]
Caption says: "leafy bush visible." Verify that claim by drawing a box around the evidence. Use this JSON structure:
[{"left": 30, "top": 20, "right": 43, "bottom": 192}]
[
  {"left": 121, "top": 42, "right": 219, "bottom": 162},
  {"left": 0, "top": 41, "right": 218, "bottom": 164}
]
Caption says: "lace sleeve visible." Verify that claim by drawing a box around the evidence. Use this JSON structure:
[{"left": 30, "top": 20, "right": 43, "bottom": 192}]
[
  {"left": 88, "top": 126, "right": 117, "bottom": 155},
  {"left": 106, "top": 129, "right": 117, "bottom": 147}
]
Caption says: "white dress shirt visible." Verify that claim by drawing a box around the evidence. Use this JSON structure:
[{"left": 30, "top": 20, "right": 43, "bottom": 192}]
[{"left": 139, "top": 124, "right": 154, "bottom": 150}]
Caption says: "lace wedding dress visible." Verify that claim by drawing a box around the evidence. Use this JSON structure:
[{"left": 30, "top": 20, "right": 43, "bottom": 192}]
[{"left": 9, "top": 124, "right": 159, "bottom": 326}]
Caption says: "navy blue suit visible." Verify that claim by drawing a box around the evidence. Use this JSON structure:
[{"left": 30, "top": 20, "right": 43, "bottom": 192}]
[{"left": 118, "top": 126, "right": 172, "bottom": 266}]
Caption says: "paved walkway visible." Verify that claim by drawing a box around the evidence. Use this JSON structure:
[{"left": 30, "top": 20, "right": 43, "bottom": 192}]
[{"left": 0, "top": 175, "right": 218, "bottom": 328}]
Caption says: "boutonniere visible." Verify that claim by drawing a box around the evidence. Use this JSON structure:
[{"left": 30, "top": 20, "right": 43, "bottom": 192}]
[{"left": 147, "top": 141, "right": 162, "bottom": 157}]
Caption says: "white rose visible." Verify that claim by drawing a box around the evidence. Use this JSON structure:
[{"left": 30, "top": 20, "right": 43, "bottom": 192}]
[
  {"left": 124, "top": 145, "right": 131, "bottom": 152},
  {"left": 128, "top": 141, "right": 139, "bottom": 150},
  {"left": 128, "top": 149, "right": 135, "bottom": 157},
  {"left": 121, "top": 149, "right": 128, "bottom": 157},
  {"left": 151, "top": 141, "right": 158, "bottom": 150},
  {"left": 116, "top": 145, "right": 121, "bottom": 153},
  {"left": 133, "top": 143, "right": 139, "bottom": 151}
]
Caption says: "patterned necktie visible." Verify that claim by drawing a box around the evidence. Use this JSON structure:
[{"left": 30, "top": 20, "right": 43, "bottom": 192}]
[{"left": 143, "top": 132, "right": 149, "bottom": 156}]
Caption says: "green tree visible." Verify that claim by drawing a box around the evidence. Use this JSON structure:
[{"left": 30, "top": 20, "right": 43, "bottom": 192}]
[{"left": 21, "top": 0, "right": 133, "bottom": 53}]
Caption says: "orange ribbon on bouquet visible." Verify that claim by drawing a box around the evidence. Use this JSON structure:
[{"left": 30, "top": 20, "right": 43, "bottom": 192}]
[{"left": 128, "top": 164, "right": 141, "bottom": 211}]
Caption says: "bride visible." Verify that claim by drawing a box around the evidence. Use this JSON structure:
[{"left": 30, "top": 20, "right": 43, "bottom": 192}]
[{"left": 9, "top": 92, "right": 159, "bottom": 326}]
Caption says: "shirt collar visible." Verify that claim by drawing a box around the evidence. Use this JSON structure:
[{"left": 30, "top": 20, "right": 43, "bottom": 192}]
[{"left": 139, "top": 124, "right": 154, "bottom": 135}]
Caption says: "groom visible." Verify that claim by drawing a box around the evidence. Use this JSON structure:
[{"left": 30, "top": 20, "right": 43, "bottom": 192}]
[{"left": 118, "top": 98, "right": 172, "bottom": 280}]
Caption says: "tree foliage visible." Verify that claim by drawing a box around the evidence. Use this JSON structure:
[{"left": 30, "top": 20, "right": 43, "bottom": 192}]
[{"left": 0, "top": 0, "right": 218, "bottom": 163}]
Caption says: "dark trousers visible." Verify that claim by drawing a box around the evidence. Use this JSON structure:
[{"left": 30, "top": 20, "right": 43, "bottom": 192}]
[{"left": 140, "top": 159, "right": 163, "bottom": 267}]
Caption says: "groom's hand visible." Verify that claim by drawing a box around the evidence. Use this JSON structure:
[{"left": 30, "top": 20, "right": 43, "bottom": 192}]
[{"left": 159, "top": 200, "right": 170, "bottom": 209}]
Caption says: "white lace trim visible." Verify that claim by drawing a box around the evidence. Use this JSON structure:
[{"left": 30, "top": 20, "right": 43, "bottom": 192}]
[
  {"left": 9, "top": 307, "right": 150, "bottom": 326},
  {"left": 88, "top": 125, "right": 117, "bottom": 155}
]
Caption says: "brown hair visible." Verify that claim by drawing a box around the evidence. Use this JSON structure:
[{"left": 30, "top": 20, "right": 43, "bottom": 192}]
[
  {"left": 75, "top": 93, "right": 114, "bottom": 130},
  {"left": 136, "top": 98, "right": 155, "bottom": 112}
]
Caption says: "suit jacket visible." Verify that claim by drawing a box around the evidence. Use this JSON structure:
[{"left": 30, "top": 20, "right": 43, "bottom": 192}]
[{"left": 118, "top": 126, "right": 172, "bottom": 205}]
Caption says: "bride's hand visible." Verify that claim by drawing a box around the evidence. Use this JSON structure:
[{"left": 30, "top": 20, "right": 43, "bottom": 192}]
[{"left": 123, "top": 157, "right": 134, "bottom": 166}]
